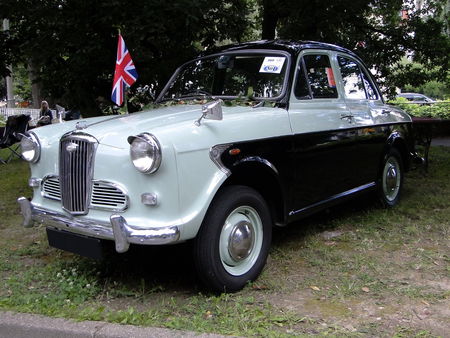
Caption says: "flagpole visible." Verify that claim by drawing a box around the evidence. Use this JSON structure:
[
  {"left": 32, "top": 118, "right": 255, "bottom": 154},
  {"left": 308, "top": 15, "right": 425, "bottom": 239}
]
[
  {"left": 124, "top": 87, "right": 128, "bottom": 114},
  {"left": 117, "top": 28, "right": 128, "bottom": 114}
]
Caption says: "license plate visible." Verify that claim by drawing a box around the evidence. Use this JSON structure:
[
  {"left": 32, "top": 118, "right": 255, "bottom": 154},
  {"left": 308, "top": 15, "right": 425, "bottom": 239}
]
[{"left": 46, "top": 227, "right": 103, "bottom": 260}]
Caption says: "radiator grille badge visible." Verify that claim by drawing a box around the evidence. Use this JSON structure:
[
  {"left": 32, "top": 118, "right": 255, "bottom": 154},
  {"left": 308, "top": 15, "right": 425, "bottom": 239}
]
[{"left": 66, "top": 142, "right": 78, "bottom": 153}]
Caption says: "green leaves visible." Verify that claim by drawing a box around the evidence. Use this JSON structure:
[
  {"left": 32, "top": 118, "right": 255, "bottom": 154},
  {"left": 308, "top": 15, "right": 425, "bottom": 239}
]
[
  {"left": 259, "top": 0, "right": 450, "bottom": 97},
  {"left": 2, "top": 0, "right": 449, "bottom": 113},
  {"left": 389, "top": 97, "right": 450, "bottom": 119},
  {"left": 2, "top": 0, "right": 252, "bottom": 115}
]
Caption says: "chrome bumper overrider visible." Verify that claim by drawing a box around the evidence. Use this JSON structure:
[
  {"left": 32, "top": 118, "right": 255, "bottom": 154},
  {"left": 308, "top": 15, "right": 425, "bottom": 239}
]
[{"left": 17, "top": 197, "right": 180, "bottom": 253}]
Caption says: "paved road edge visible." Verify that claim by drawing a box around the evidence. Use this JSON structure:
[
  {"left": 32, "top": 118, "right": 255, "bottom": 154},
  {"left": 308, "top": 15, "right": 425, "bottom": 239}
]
[{"left": 0, "top": 311, "right": 229, "bottom": 338}]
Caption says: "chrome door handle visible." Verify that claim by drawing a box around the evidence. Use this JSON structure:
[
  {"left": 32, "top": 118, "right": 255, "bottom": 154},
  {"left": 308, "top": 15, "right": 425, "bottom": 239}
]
[{"left": 340, "top": 114, "right": 354, "bottom": 120}]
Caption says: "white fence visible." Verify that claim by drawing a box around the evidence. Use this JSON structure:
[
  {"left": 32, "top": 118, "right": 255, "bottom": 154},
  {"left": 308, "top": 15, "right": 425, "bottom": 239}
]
[{"left": 0, "top": 107, "right": 57, "bottom": 126}]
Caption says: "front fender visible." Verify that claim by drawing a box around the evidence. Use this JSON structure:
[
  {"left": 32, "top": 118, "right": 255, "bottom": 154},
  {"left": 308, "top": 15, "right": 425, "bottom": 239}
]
[{"left": 225, "top": 156, "right": 288, "bottom": 226}]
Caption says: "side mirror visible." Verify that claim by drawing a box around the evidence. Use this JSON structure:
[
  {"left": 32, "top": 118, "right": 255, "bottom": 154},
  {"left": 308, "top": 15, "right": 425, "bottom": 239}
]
[{"left": 195, "top": 100, "right": 223, "bottom": 126}]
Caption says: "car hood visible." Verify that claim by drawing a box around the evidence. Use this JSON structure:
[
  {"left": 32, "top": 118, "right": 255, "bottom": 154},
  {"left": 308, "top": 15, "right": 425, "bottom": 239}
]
[{"left": 31, "top": 104, "right": 264, "bottom": 149}]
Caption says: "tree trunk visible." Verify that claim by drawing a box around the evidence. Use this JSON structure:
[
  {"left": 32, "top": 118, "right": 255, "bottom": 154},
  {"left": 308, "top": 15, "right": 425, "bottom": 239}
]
[
  {"left": 28, "top": 61, "right": 42, "bottom": 108},
  {"left": 261, "top": 0, "right": 278, "bottom": 40},
  {"left": 3, "top": 19, "right": 14, "bottom": 108},
  {"left": 5, "top": 68, "right": 14, "bottom": 108}
]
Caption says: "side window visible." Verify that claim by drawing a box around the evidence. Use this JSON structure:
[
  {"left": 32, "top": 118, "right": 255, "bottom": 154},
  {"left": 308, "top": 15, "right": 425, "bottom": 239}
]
[
  {"left": 293, "top": 58, "right": 311, "bottom": 99},
  {"left": 361, "top": 70, "right": 378, "bottom": 100},
  {"left": 337, "top": 56, "right": 366, "bottom": 99},
  {"left": 301, "top": 54, "right": 338, "bottom": 99}
]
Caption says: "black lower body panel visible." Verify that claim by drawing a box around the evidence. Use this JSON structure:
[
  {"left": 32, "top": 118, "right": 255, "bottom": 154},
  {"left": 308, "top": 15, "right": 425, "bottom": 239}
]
[{"left": 46, "top": 227, "right": 104, "bottom": 260}]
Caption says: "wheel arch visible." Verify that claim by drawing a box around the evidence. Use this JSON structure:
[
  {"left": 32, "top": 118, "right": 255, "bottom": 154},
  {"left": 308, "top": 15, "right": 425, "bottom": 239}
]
[
  {"left": 385, "top": 131, "right": 411, "bottom": 172},
  {"left": 221, "top": 157, "right": 287, "bottom": 227}
]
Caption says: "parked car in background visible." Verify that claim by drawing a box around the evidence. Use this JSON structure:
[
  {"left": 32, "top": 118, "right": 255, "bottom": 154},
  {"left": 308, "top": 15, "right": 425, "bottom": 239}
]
[
  {"left": 18, "top": 40, "right": 419, "bottom": 292},
  {"left": 397, "top": 92, "right": 435, "bottom": 104}
]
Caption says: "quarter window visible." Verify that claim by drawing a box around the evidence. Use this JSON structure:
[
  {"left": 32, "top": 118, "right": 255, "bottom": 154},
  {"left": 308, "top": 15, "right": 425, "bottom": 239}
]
[
  {"left": 295, "top": 54, "right": 338, "bottom": 99},
  {"left": 293, "top": 58, "right": 310, "bottom": 99},
  {"left": 338, "top": 56, "right": 378, "bottom": 100},
  {"left": 361, "top": 71, "right": 378, "bottom": 100},
  {"left": 338, "top": 56, "right": 366, "bottom": 99}
]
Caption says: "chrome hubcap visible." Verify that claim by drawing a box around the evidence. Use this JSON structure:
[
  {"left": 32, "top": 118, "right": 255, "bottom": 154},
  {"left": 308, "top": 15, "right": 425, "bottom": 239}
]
[
  {"left": 383, "top": 157, "right": 401, "bottom": 202},
  {"left": 219, "top": 206, "right": 263, "bottom": 276},
  {"left": 228, "top": 220, "right": 254, "bottom": 261},
  {"left": 386, "top": 165, "right": 397, "bottom": 193}
]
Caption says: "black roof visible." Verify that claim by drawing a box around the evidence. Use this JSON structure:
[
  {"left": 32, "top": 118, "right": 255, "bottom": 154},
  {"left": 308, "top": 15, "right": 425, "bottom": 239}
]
[{"left": 202, "top": 40, "right": 359, "bottom": 59}]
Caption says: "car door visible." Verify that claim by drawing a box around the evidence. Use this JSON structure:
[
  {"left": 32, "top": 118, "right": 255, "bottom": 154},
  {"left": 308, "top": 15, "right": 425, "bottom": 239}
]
[
  {"left": 336, "top": 54, "right": 387, "bottom": 186},
  {"left": 288, "top": 50, "right": 358, "bottom": 216}
]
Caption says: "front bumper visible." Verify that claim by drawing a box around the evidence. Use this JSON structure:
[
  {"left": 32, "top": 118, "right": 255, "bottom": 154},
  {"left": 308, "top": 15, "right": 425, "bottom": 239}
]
[{"left": 17, "top": 197, "right": 180, "bottom": 253}]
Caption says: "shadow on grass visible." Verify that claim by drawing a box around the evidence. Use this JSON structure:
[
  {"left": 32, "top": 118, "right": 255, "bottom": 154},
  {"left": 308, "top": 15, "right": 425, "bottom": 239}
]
[
  {"left": 78, "top": 193, "right": 379, "bottom": 294},
  {"left": 271, "top": 192, "right": 377, "bottom": 248},
  {"left": 72, "top": 240, "right": 200, "bottom": 296}
]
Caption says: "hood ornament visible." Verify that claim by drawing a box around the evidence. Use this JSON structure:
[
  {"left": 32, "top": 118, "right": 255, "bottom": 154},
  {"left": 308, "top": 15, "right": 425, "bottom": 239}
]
[{"left": 75, "top": 121, "right": 88, "bottom": 130}]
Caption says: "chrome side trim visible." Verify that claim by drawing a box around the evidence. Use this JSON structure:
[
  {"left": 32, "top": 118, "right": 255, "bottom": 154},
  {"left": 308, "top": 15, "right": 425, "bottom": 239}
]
[
  {"left": 289, "top": 182, "right": 376, "bottom": 216},
  {"left": 210, "top": 144, "right": 232, "bottom": 176},
  {"left": 17, "top": 197, "right": 180, "bottom": 252},
  {"left": 235, "top": 156, "right": 279, "bottom": 175}
]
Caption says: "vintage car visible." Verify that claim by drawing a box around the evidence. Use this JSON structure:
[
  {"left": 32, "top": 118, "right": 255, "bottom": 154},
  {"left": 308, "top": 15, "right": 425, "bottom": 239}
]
[
  {"left": 397, "top": 92, "right": 435, "bottom": 104},
  {"left": 18, "top": 40, "right": 419, "bottom": 292}
]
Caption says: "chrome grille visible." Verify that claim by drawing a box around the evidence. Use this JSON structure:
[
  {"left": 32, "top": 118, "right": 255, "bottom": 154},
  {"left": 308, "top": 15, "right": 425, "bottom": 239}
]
[
  {"left": 59, "top": 134, "right": 97, "bottom": 215},
  {"left": 41, "top": 175, "right": 61, "bottom": 200},
  {"left": 41, "top": 176, "right": 128, "bottom": 212},
  {"left": 91, "top": 181, "right": 128, "bottom": 211}
]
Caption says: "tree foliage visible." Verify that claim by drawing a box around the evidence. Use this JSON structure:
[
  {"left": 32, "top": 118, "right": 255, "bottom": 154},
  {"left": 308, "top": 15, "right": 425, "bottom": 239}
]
[
  {"left": 1, "top": 0, "right": 449, "bottom": 114},
  {"left": 1, "top": 0, "right": 251, "bottom": 115},
  {"left": 259, "top": 0, "right": 450, "bottom": 97},
  {"left": 389, "top": 97, "right": 450, "bottom": 119}
]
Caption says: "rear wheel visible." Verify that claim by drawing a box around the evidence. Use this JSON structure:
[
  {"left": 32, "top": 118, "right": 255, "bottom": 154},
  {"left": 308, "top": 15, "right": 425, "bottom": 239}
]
[
  {"left": 193, "top": 185, "right": 272, "bottom": 292},
  {"left": 378, "top": 148, "right": 403, "bottom": 207}
]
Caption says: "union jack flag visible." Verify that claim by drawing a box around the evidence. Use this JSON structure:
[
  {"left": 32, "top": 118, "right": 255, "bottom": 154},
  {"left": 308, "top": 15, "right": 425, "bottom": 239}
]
[{"left": 111, "top": 34, "right": 138, "bottom": 106}]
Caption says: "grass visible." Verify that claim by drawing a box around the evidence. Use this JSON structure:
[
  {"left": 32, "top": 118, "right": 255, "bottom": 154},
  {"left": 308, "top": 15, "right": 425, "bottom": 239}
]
[{"left": 0, "top": 145, "right": 449, "bottom": 336}]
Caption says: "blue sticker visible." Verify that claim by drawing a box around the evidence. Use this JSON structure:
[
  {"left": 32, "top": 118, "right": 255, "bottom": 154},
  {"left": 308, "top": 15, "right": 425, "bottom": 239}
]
[{"left": 260, "top": 57, "right": 285, "bottom": 74}]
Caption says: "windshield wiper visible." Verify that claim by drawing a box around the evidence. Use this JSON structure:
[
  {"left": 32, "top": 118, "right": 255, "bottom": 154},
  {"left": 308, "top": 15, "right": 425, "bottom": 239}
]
[{"left": 178, "top": 89, "right": 215, "bottom": 100}]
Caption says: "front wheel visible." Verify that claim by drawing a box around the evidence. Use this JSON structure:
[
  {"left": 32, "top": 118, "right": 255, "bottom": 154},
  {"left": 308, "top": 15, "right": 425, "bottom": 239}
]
[
  {"left": 378, "top": 148, "right": 404, "bottom": 207},
  {"left": 193, "top": 185, "right": 272, "bottom": 292}
]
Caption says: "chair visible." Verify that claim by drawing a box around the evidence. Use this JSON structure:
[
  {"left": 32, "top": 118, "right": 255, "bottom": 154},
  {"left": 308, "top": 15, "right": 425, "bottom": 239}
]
[{"left": 0, "top": 114, "right": 31, "bottom": 164}]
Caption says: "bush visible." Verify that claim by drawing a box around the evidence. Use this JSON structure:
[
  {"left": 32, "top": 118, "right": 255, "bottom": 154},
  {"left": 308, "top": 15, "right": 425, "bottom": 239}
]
[
  {"left": 404, "top": 81, "right": 449, "bottom": 100},
  {"left": 388, "top": 97, "right": 450, "bottom": 120}
]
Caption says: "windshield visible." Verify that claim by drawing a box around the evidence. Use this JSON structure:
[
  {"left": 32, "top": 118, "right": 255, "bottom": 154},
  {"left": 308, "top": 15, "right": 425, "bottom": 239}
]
[{"left": 160, "top": 52, "right": 288, "bottom": 101}]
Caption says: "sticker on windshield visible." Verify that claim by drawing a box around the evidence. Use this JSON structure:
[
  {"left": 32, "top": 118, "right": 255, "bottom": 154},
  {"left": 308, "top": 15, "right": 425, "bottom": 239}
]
[{"left": 259, "top": 57, "right": 285, "bottom": 74}]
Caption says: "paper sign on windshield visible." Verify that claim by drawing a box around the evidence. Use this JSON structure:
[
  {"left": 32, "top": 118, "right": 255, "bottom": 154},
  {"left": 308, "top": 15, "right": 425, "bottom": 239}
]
[{"left": 259, "top": 57, "right": 285, "bottom": 74}]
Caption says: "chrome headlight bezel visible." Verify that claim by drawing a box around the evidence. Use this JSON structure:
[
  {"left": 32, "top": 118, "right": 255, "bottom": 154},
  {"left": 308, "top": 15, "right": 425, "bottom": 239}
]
[
  {"left": 128, "top": 133, "right": 162, "bottom": 174},
  {"left": 20, "top": 132, "right": 41, "bottom": 163}
]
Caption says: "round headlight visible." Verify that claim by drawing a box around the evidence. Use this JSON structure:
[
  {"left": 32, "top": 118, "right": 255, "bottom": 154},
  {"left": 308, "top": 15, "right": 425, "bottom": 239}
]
[
  {"left": 21, "top": 132, "right": 41, "bottom": 163},
  {"left": 129, "top": 133, "right": 161, "bottom": 174}
]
